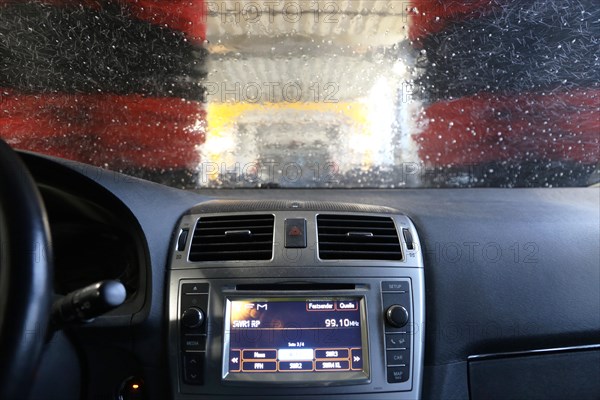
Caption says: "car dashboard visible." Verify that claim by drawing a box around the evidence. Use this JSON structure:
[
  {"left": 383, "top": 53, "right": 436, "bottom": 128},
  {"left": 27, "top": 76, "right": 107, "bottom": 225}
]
[{"left": 18, "top": 151, "right": 600, "bottom": 400}]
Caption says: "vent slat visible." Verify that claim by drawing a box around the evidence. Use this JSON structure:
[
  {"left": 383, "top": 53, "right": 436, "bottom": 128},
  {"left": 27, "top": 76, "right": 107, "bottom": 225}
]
[
  {"left": 316, "top": 219, "right": 394, "bottom": 227},
  {"left": 318, "top": 228, "right": 396, "bottom": 234},
  {"left": 189, "top": 215, "right": 274, "bottom": 262},
  {"left": 319, "top": 250, "right": 402, "bottom": 260},
  {"left": 317, "top": 215, "right": 402, "bottom": 261},
  {"left": 197, "top": 217, "right": 274, "bottom": 225},
  {"left": 319, "top": 232, "right": 398, "bottom": 241},
  {"left": 196, "top": 250, "right": 272, "bottom": 254},
  {"left": 191, "top": 242, "right": 272, "bottom": 251},
  {"left": 194, "top": 226, "right": 273, "bottom": 233},
  {"left": 191, "top": 241, "right": 273, "bottom": 247},
  {"left": 192, "top": 251, "right": 273, "bottom": 261},
  {"left": 319, "top": 242, "right": 401, "bottom": 248},
  {"left": 317, "top": 225, "right": 395, "bottom": 230},
  {"left": 192, "top": 233, "right": 273, "bottom": 239}
]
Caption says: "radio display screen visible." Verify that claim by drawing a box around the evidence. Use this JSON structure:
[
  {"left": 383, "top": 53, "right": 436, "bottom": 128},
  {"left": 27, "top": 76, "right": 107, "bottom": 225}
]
[{"left": 223, "top": 297, "right": 369, "bottom": 382}]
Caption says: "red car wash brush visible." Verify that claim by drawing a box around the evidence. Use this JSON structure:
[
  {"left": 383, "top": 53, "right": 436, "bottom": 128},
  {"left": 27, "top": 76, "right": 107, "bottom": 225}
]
[
  {"left": 0, "top": 90, "right": 206, "bottom": 170},
  {"left": 411, "top": 0, "right": 600, "bottom": 186},
  {"left": 0, "top": 1, "right": 207, "bottom": 185}
]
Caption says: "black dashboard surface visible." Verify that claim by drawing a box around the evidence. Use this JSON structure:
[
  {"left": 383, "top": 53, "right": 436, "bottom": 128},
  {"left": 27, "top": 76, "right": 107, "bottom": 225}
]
[{"left": 21, "top": 153, "right": 600, "bottom": 399}]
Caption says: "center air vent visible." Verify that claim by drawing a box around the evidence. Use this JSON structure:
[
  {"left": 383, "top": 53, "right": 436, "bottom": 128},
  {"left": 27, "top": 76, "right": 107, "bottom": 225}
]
[
  {"left": 189, "top": 215, "right": 274, "bottom": 262},
  {"left": 317, "top": 215, "right": 402, "bottom": 261}
]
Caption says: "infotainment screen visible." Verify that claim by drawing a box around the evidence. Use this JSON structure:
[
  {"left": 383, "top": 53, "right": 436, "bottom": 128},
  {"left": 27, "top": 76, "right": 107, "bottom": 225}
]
[{"left": 222, "top": 297, "right": 369, "bottom": 383}]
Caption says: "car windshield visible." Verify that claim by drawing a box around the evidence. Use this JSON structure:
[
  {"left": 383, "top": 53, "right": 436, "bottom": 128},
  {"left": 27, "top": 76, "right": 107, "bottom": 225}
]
[{"left": 1, "top": 0, "right": 598, "bottom": 188}]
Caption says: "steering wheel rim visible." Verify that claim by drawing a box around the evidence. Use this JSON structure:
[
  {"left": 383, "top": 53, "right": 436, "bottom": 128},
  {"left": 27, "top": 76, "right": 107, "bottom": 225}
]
[{"left": 0, "top": 140, "right": 53, "bottom": 400}]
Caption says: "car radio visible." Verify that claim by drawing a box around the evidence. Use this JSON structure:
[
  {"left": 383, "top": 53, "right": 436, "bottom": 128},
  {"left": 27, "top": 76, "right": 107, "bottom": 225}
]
[
  {"left": 168, "top": 201, "right": 424, "bottom": 399},
  {"left": 222, "top": 296, "right": 369, "bottom": 383}
]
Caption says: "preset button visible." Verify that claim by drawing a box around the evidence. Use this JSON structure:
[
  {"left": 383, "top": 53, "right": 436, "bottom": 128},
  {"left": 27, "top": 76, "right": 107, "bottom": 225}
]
[{"left": 387, "top": 365, "right": 409, "bottom": 383}]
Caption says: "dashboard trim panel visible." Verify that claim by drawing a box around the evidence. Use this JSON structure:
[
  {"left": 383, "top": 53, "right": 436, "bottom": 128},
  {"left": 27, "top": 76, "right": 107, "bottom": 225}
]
[{"left": 168, "top": 204, "right": 425, "bottom": 399}]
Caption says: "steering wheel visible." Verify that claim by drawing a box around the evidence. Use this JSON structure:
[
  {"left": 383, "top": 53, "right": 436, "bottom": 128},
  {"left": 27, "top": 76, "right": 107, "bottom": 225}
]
[{"left": 0, "top": 140, "right": 53, "bottom": 400}]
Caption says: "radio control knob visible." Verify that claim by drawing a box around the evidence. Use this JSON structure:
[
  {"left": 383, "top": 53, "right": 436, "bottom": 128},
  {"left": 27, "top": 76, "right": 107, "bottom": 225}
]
[
  {"left": 182, "top": 307, "right": 205, "bottom": 329},
  {"left": 385, "top": 305, "right": 409, "bottom": 328}
]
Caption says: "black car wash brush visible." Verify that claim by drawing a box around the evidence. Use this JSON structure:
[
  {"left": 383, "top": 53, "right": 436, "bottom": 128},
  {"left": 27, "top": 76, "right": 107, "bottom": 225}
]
[
  {"left": 0, "top": 1, "right": 207, "bottom": 99},
  {"left": 415, "top": 0, "right": 600, "bottom": 102}
]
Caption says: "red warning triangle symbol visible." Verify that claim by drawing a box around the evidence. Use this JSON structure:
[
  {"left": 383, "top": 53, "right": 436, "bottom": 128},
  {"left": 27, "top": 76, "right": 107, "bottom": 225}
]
[{"left": 288, "top": 226, "right": 302, "bottom": 236}]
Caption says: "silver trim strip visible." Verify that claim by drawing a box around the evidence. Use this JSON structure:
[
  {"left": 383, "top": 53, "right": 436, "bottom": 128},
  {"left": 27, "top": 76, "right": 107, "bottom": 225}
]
[{"left": 468, "top": 344, "right": 600, "bottom": 361}]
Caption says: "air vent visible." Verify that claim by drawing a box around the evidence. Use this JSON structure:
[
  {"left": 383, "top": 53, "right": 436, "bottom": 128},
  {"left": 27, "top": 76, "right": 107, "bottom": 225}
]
[
  {"left": 317, "top": 215, "right": 402, "bottom": 260},
  {"left": 189, "top": 215, "right": 274, "bottom": 262}
]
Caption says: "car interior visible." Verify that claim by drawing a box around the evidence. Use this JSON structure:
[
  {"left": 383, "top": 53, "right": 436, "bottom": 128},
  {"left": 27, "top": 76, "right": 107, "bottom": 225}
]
[{"left": 0, "top": 1, "right": 599, "bottom": 400}]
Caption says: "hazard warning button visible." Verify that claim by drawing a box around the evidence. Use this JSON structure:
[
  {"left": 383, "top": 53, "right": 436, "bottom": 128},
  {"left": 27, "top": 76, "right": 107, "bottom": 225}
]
[{"left": 284, "top": 218, "right": 307, "bottom": 248}]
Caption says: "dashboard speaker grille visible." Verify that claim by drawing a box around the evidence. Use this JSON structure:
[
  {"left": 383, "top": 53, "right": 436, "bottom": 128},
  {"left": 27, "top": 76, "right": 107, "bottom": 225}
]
[
  {"left": 189, "top": 215, "right": 274, "bottom": 262},
  {"left": 317, "top": 214, "right": 402, "bottom": 260}
]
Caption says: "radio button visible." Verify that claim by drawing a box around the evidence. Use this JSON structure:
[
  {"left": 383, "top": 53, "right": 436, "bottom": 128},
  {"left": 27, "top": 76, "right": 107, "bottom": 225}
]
[
  {"left": 306, "top": 301, "right": 335, "bottom": 311},
  {"left": 279, "top": 361, "right": 314, "bottom": 371},
  {"left": 315, "top": 360, "right": 350, "bottom": 371},
  {"left": 387, "top": 349, "right": 410, "bottom": 366},
  {"left": 387, "top": 365, "right": 409, "bottom": 383},
  {"left": 181, "top": 294, "right": 208, "bottom": 334},
  {"left": 242, "top": 361, "right": 277, "bottom": 372},
  {"left": 181, "top": 283, "right": 209, "bottom": 295},
  {"left": 183, "top": 353, "right": 204, "bottom": 385},
  {"left": 336, "top": 300, "right": 358, "bottom": 311},
  {"left": 385, "top": 333, "right": 408, "bottom": 349},
  {"left": 182, "top": 307, "right": 205, "bottom": 329},
  {"left": 381, "top": 281, "right": 409, "bottom": 293},
  {"left": 242, "top": 350, "right": 277, "bottom": 361},
  {"left": 383, "top": 292, "right": 411, "bottom": 333},
  {"left": 315, "top": 349, "right": 348, "bottom": 359},
  {"left": 182, "top": 334, "right": 206, "bottom": 351},
  {"left": 350, "top": 349, "right": 363, "bottom": 370},
  {"left": 229, "top": 350, "right": 241, "bottom": 372},
  {"left": 386, "top": 305, "right": 409, "bottom": 328}
]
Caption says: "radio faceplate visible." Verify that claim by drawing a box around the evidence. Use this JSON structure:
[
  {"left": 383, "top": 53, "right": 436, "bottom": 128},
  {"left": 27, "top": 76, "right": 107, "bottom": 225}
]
[
  {"left": 168, "top": 206, "right": 424, "bottom": 399},
  {"left": 222, "top": 296, "right": 369, "bottom": 384}
]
